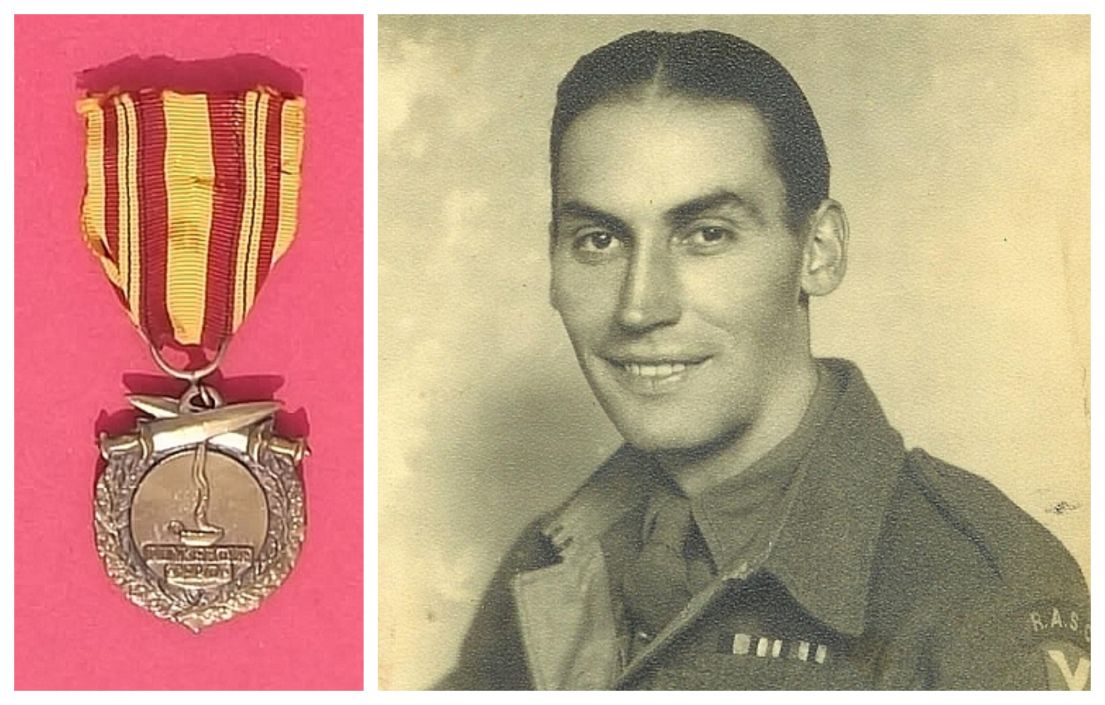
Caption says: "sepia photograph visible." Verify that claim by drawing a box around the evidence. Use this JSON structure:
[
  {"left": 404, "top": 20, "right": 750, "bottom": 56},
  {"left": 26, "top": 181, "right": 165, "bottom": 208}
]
[{"left": 379, "top": 14, "right": 1089, "bottom": 690}]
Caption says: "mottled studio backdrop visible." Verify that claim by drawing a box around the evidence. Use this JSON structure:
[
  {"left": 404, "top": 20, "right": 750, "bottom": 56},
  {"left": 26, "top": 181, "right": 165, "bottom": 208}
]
[{"left": 379, "top": 15, "right": 1089, "bottom": 690}]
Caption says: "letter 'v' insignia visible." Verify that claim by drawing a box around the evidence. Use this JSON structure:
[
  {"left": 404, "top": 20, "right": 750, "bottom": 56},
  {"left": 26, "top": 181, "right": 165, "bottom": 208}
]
[{"left": 1045, "top": 647, "right": 1090, "bottom": 690}]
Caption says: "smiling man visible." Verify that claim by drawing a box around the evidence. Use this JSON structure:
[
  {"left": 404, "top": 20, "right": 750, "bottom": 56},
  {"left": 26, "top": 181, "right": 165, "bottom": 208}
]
[{"left": 439, "top": 30, "right": 1089, "bottom": 690}]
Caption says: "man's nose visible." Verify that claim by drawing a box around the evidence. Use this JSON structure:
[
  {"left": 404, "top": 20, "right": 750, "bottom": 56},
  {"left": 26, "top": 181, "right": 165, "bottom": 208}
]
[{"left": 616, "top": 243, "right": 682, "bottom": 331}]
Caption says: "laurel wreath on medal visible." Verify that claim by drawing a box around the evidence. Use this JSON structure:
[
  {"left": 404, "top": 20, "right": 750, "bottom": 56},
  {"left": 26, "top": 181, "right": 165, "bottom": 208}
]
[{"left": 93, "top": 444, "right": 306, "bottom": 632}]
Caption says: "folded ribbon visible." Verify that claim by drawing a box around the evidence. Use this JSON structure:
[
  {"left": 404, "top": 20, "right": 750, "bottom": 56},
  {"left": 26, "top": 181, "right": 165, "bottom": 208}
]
[{"left": 77, "top": 87, "right": 305, "bottom": 350}]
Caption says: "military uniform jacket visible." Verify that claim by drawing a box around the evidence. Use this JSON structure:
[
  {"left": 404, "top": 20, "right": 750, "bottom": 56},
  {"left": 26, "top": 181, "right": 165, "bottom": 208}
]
[{"left": 439, "top": 360, "right": 1090, "bottom": 690}]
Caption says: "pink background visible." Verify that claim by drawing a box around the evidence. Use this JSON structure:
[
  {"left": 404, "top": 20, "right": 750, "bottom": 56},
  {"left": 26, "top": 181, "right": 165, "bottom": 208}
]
[{"left": 15, "top": 15, "right": 363, "bottom": 689}]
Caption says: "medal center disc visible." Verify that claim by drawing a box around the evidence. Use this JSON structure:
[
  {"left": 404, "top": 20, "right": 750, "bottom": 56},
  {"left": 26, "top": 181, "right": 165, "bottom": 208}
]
[{"left": 129, "top": 449, "right": 269, "bottom": 589}]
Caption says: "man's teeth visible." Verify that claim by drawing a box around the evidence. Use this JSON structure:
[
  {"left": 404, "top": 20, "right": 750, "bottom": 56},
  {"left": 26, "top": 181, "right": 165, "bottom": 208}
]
[{"left": 622, "top": 362, "right": 689, "bottom": 377}]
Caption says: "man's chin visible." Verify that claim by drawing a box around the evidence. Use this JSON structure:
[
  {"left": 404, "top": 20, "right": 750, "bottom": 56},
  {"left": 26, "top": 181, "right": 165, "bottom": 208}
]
[
  {"left": 606, "top": 406, "right": 749, "bottom": 457},
  {"left": 614, "top": 423, "right": 721, "bottom": 455}
]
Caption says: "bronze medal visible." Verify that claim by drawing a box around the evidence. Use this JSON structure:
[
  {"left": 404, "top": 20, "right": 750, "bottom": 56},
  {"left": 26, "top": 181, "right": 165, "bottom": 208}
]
[{"left": 77, "top": 88, "right": 308, "bottom": 631}]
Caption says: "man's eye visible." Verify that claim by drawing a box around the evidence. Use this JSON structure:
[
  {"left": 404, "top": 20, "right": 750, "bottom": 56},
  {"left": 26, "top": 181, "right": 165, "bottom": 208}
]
[
  {"left": 574, "top": 230, "right": 621, "bottom": 253},
  {"left": 683, "top": 226, "right": 735, "bottom": 250}
]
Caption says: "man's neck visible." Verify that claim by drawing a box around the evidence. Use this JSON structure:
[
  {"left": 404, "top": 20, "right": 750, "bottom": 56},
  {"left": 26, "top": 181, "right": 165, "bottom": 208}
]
[{"left": 654, "top": 358, "right": 820, "bottom": 498}]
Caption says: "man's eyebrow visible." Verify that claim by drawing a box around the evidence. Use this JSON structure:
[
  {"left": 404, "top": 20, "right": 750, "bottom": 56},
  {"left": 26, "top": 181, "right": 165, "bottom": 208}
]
[
  {"left": 553, "top": 200, "right": 630, "bottom": 234},
  {"left": 665, "top": 190, "right": 764, "bottom": 227}
]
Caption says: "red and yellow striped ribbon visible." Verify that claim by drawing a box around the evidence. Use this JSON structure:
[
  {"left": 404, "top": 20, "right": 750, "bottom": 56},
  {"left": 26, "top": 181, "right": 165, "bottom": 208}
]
[{"left": 77, "top": 87, "right": 305, "bottom": 349}]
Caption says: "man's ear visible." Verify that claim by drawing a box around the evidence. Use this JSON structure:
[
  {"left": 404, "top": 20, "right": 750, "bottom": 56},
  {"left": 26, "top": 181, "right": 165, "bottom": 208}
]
[{"left": 800, "top": 199, "right": 848, "bottom": 298}]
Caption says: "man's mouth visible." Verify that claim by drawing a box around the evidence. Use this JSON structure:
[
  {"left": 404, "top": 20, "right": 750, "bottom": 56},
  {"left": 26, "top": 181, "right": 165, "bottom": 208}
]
[
  {"left": 618, "top": 361, "right": 693, "bottom": 377},
  {"left": 603, "top": 355, "right": 712, "bottom": 388}
]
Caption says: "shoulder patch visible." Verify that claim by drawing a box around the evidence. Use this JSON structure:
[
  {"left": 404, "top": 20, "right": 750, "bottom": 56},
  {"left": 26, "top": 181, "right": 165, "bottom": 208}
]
[
  {"left": 928, "top": 587, "right": 1091, "bottom": 689},
  {"left": 1024, "top": 599, "right": 1091, "bottom": 690}
]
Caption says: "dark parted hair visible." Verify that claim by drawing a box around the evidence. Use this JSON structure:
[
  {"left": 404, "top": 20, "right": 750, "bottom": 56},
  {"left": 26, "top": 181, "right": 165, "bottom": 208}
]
[{"left": 551, "top": 30, "right": 830, "bottom": 231}]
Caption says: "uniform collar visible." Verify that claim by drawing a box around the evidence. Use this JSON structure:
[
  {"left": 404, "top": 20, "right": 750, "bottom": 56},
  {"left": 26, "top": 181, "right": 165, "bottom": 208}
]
[
  {"left": 541, "top": 358, "right": 905, "bottom": 637},
  {"left": 756, "top": 358, "right": 905, "bottom": 636}
]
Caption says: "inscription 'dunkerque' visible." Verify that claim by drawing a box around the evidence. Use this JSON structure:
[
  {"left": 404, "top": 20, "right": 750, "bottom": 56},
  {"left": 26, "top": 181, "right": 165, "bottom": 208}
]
[
  {"left": 142, "top": 543, "right": 256, "bottom": 586},
  {"left": 142, "top": 544, "right": 254, "bottom": 563}
]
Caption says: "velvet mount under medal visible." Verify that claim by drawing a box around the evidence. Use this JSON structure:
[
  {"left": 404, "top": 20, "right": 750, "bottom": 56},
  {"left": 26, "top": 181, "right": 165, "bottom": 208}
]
[{"left": 77, "top": 87, "right": 308, "bottom": 632}]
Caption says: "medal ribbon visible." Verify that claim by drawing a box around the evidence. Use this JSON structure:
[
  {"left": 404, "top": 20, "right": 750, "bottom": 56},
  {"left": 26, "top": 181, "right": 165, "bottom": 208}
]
[{"left": 76, "top": 87, "right": 306, "bottom": 350}]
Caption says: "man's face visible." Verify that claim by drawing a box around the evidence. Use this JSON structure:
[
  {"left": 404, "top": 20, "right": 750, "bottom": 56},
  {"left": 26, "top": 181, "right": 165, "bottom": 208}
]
[{"left": 550, "top": 97, "right": 812, "bottom": 452}]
